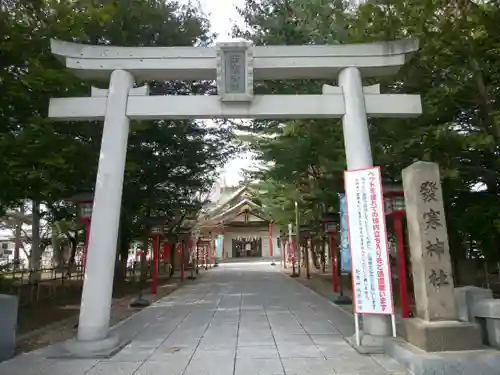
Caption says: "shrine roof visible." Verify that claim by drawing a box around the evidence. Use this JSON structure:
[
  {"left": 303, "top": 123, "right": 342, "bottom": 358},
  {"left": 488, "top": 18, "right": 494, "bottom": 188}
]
[
  {"left": 196, "top": 183, "right": 269, "bottom": 228},
  {"left": 199, "top": 198, "right": 265, "bottom": 225},
  {"left": 215, "top": 186, "right": 248, "bottom": 208},
  {"left": 206, "top": 186, "right": 257, "bottom": 217}
]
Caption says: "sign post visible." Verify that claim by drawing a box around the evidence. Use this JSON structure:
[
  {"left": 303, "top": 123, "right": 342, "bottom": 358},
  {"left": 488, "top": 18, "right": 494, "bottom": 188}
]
[
  {"left": 147, "top": 216, "right": 167, "bottom": 295},
  {"left": 344, "top": 166, "right": 396, "bottom": 346},
  {"left": 300, "top": 225, "right": 312, "bottom": 280}
]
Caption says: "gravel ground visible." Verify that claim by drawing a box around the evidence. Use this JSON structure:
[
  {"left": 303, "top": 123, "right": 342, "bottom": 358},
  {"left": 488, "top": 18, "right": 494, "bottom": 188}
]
[{"left": 15, "top": 277, "right": 186, "bottom": 354}]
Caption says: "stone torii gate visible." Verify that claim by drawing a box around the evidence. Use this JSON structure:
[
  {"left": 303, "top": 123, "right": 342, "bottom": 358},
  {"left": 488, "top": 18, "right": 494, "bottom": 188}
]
[{"left": 48, "top": 39, "right": 422, "bottom": 356}]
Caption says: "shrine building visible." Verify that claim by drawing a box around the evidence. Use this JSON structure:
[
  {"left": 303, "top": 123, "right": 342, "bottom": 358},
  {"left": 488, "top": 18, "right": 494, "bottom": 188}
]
[{"left": 195, "top": 185, "right": 281, "bottom": 260}]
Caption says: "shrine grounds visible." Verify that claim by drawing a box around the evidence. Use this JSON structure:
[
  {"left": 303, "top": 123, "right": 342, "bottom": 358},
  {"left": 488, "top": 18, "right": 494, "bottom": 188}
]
[{"left": 0, "top": 261, "right": 409, "bottom": 375}]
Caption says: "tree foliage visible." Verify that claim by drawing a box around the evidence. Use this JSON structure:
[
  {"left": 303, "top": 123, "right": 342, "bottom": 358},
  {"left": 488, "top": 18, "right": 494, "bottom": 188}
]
[
  {"left": 237, "top": 0, "right": 500, "bottom": 264},
  {"left": 0, "top": 0, "right": 236, "bottom": 268}
]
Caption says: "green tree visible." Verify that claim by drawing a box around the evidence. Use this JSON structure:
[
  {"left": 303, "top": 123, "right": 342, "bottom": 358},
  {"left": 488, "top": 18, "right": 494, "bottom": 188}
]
[
  {"left": 0, "top": 0, "right": 235, "bottom": 273},
  {"left": 236, "top": 0, "right": 500, "bottom": 277}
]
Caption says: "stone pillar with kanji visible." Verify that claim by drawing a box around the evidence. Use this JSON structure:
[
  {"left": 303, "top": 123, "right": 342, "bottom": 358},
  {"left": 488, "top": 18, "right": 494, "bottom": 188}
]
[{"left": 401, "top": 161, "right": 481, "bottom": 352}]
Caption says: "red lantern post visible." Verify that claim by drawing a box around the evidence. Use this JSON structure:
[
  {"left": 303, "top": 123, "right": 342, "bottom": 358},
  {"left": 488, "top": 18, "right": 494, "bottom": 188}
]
[
  {"left": 384, "top": 189, "right": 409, "bottom": 319},
  {"left": 150, "top": 223, "right": 165, "bottom": 295},
  {"left": 71, "top": 193, "right": 94, "bottom": 276},
  {"left": 320, "top": 215, "right": 339, "bottom": 293}
]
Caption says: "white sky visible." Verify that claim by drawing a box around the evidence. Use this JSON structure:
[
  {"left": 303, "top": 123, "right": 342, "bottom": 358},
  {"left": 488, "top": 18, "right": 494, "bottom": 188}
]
[{"left": 181, "top": 0, "right": 254, "bottom": 187}]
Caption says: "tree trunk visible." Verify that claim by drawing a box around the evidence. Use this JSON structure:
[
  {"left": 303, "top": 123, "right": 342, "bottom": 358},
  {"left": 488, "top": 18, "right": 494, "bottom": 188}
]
[
  {"left": 66, "top": 232, "right": 77, "bottom": 276},
  {"left": 52, "top": 223, "right": 63, "bottom": 268},
  {"left": 455, "top": 0, "right": 500, "bottom": 141},
  {"left": 14, "top": 203, "right": 24, "bottom": 268},
  {"left": 30, "top": 200, "right": 41, "bottom": 281},
  {"left": 308, "top": 241, "right": 315, "bottom": 273},
  {"left": 314, "top": 238, "right": 321, "bottom": 269}
]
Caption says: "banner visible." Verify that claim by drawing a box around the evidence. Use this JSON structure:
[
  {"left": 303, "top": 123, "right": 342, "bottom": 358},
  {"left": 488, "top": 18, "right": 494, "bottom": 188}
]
[
  {"left": 215, "top": 235, "right": 224, "bottom": 258},
  {"left": 338, "top": 193, "right": 351, "bottom": 273},
  {"left": 344, "top": 167, "right": 394, "bottom": 315}
]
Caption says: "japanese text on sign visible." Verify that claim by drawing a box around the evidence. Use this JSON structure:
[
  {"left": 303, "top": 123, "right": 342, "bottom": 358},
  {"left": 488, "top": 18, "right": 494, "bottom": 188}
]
[
  {"left": 224, "top": 52, "right": 246, "bottom": 94},
  {"left": 344, "top": 167, "right": 394, "bottom": 315},
  {"left": 419, "top": 180, "right": 450, "bottom": 290}
]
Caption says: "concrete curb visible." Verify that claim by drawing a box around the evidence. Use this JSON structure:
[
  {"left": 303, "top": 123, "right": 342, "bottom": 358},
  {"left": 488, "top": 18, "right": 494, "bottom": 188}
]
[{"left": 386, "top": 337, "right": 500, "bottom": 375}]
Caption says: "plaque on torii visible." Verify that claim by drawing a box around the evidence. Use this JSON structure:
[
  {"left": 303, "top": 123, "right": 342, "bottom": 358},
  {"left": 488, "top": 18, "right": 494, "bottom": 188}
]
[{"left": 47, "top": 38, "right": 422, "bottom": 355}]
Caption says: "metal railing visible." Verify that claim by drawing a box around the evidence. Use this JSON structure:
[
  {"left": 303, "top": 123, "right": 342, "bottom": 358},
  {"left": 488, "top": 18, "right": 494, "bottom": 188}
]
[{"left": 0, "top": 260, "right": 173, "bottom": 307}]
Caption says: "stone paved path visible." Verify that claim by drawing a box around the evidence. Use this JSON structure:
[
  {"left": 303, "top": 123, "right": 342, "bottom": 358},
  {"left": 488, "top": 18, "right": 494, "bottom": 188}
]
[{"left": 0, "top": 262, "right": 409, "bottom": 375}]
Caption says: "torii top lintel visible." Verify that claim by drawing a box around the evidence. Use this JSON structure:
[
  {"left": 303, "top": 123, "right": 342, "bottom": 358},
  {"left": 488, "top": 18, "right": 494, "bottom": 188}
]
[{"left": 50, "top": 38, "right": 419, "bottom": 82}]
